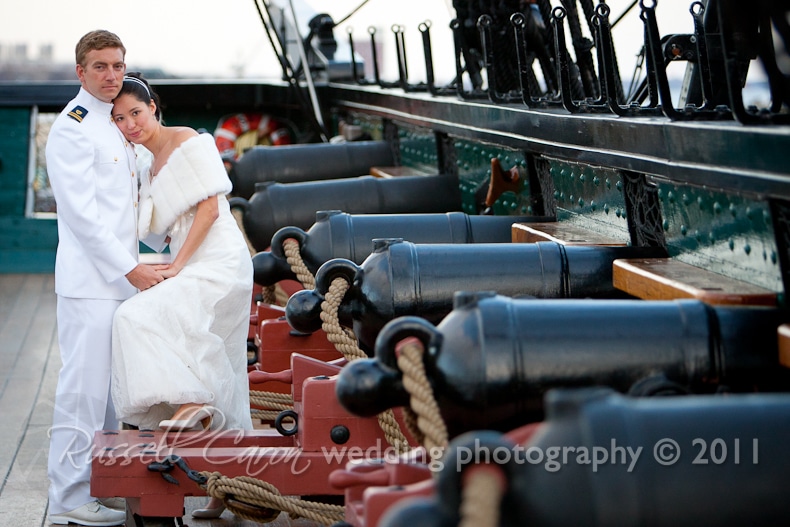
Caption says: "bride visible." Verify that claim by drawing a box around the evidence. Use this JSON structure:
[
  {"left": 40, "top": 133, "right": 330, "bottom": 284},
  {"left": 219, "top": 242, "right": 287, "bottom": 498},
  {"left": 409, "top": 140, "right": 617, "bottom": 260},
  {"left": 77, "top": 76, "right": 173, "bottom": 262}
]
[{"left": 110, "top": 72, "right": 253, "bottom": 519}]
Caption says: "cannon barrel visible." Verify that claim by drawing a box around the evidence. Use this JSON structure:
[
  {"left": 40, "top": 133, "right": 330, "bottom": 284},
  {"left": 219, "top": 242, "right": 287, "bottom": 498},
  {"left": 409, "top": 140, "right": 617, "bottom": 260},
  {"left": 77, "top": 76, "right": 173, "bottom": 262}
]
[
  {"left": 335, "top": 293, "right": 788, "bottom": 436},
  {"left": 382, "top": 388, "right": 790, "bottom": 527},
  {"left": 285, "top": 239, "right": 666, "bottom": 352},
  {"left": 229, "top": 140, "right": 395, "bottom": 199},
  {"left": 231, "top": 174, "right": 462, "bottom": 251},
  {"left": 253, "top": 211, "right": 552, "bottom": 286},
  {"left": 285, "top": 239, "right": 665, "bottom": 352}
]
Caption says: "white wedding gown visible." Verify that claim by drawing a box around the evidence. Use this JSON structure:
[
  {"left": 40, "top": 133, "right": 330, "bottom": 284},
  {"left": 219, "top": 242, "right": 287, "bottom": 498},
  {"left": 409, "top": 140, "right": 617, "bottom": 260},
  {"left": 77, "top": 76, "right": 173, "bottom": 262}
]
[{"left": 111, "top": 134, "right": 253, "bottom": 431}]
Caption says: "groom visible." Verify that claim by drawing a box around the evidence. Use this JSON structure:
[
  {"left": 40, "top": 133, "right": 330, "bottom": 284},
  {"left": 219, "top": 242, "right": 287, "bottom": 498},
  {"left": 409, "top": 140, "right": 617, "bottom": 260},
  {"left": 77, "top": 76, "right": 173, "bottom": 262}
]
[{"left": 45, "top": 29, "right": 163, "bottom": 526}]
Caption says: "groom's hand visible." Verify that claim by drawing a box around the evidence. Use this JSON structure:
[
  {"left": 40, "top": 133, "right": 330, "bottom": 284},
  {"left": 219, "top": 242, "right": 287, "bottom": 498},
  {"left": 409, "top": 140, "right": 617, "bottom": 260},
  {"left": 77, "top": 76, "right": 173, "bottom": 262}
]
[{"left": 126, "top": 264, "right": 165, "bottom": 290}]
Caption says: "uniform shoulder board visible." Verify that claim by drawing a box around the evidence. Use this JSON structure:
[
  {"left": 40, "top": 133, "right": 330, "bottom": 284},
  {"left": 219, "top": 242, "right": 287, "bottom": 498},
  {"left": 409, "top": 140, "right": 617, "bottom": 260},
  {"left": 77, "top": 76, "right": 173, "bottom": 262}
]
[{"left": 67, "top": 105, "right": 88, "bottom": 123}]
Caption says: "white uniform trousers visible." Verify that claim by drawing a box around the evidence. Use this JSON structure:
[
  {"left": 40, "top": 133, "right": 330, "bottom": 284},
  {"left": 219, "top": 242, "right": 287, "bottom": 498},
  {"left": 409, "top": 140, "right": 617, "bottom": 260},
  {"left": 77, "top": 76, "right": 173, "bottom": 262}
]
[{"left": 48, "top": 296, "right": 122, "bottom": 514}]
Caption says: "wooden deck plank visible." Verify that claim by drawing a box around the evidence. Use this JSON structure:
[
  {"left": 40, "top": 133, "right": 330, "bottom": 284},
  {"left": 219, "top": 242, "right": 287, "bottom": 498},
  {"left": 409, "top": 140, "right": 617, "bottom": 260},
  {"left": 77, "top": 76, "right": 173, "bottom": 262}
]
[
  {"left": 0, "top": 275, "right": 36, "bottom": 378},
  {"left": 0, "top": 275, "right": 23, "bottom": 330},
  {"left": 0, "top": 274, "right": 57, "bottom": 527}
]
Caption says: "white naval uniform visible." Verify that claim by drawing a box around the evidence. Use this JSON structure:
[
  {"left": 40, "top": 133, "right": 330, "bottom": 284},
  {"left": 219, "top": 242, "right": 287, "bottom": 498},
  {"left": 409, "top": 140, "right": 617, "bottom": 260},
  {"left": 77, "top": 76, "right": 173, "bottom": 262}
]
[{"left": 45, "top": 87, "right": 140, "bottom": 515}]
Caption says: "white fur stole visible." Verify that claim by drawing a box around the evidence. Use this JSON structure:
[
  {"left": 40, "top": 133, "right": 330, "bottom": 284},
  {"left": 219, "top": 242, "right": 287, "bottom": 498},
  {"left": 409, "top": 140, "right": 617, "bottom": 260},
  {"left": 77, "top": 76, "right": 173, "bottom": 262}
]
[{"left": 138, "top": 133, "right": 232, "bottom": 237}]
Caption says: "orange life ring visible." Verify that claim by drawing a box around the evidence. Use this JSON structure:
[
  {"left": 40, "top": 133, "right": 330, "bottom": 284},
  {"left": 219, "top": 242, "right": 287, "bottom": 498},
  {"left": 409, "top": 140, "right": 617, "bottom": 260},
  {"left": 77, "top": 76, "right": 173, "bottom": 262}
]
[{"left": 214, "top": 113, "right": 291, "bottom": 159}]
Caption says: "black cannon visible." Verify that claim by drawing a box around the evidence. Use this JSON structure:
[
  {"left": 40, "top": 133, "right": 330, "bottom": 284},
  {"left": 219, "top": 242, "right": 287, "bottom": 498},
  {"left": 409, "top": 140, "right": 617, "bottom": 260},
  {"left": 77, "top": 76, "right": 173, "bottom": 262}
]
[
  {"left": 285, "top": 239, "right": 666, "bottom": 352},
  {"left": 228, "top": 140, "right": 395, "bottom": 199},
  {"left": 231, "top": 174, "right": 462, "bottom": 251},
  {"left": 381, "top": 388, "right": 790, "bottom": 527},
  {"left": 253, "top": 211, "right": 552, "bottom": 286},
  {"left": 335, "top": 292, "right": 788, "bottom": 436}
]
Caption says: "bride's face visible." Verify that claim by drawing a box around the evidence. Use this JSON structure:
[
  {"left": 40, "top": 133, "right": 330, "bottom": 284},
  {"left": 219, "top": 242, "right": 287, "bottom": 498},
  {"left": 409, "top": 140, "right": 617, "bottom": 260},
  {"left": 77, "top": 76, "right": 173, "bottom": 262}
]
[{"left": 112, "top": 93, "right": 157, "bottom": 145}]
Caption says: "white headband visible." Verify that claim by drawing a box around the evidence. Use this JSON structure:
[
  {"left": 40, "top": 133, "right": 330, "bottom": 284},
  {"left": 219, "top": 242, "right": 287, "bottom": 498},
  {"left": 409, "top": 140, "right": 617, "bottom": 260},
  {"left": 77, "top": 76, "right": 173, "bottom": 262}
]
[{"left": 124, "top": 76, "right": 151, "bottom": 99}]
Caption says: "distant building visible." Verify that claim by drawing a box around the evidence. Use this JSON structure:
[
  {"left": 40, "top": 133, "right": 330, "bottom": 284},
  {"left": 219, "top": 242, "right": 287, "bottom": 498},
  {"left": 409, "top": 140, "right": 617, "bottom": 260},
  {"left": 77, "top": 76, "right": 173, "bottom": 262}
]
[{"left": 0, "top": 41, "right": 179, "bottom": 81}]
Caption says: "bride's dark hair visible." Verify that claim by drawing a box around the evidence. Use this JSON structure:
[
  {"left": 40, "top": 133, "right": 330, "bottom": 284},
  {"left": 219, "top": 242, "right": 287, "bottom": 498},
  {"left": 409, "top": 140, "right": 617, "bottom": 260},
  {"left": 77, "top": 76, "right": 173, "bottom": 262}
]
[{"left": 116, "top": 72, "right": 162, "bottom": 121}]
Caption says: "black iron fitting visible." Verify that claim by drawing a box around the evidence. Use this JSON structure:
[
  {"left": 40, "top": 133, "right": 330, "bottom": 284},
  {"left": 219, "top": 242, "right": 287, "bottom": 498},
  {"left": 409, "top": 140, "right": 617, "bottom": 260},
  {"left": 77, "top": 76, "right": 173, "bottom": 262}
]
[{"left": 147, "top": 455, "right": 207, "bottom": 486}]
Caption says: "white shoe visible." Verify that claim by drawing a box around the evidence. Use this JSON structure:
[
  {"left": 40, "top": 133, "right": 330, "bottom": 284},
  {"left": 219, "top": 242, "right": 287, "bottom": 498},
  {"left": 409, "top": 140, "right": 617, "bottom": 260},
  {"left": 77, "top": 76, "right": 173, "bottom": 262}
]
[
  {"left": 49, "top": 500, "right": 126, "bottom": 526},
  {"left": 192, "top": 502, "right": 226, "bottom": 519},
  {"left": 98, "top": 497, "right": 126, "bottom": 510},
  {"left": 159, "top": 405, "right": 214, "bottom": 432}
]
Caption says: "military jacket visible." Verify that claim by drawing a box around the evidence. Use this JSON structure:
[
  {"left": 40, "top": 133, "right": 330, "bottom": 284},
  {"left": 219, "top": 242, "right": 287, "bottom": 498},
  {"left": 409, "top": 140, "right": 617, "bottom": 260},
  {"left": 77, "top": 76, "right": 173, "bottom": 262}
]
[{"left": 46, "top": 87, "right": 140, "bottom": 299}]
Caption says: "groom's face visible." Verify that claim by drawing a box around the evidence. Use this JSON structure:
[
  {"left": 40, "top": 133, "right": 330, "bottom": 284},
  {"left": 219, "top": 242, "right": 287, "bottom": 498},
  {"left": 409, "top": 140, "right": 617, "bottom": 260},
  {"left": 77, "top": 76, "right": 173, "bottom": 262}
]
[{"left": 77, "top": 47, "right": 126, "bottom": 103}]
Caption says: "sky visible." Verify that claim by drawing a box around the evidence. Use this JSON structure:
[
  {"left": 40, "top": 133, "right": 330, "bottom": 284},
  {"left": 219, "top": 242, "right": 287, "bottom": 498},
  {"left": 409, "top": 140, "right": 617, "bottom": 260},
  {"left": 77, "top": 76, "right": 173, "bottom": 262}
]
[{"left": 0, "top": 0, "right": 695, "bottom": 84}]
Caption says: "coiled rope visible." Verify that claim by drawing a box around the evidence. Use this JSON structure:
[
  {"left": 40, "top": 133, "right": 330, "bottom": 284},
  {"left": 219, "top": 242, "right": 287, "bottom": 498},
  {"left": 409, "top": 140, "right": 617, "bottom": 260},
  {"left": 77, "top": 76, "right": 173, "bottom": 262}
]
[{"left": 199, "top": 471, "right": 345, "bottom": 525}]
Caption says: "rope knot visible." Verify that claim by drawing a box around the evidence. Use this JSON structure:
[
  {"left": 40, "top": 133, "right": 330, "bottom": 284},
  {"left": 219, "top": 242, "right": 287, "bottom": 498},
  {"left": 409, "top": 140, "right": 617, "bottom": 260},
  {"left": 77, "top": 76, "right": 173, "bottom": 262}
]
[{"left": 202, "top": 471, "right": 228, "bottom": 499}]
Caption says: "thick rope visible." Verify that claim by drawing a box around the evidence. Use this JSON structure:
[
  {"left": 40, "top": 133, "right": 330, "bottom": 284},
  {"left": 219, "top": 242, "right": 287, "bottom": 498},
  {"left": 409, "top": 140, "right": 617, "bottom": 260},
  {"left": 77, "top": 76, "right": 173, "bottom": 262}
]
[
  {"left": 282, "top": 237, "right": 316, "bottom": 290},
  {"left": 231, "top": 206, "right": 256, "bottom": 257},
  {"left": 459, "top": 468, "right": 505, "bottom": 527},
  {"left": 375, "top": 408, "right": 411, "bottom": 455},
  {"left": 249, "top": 390, "right": 294, "bottom": 410},
  {"left": 260, "top": 285, "right": 277, "bottom": 305},
  {"left": 273, "top": 283, "right": 290, "bottom": 306},
  {"left": 201, "top": 471, "right": 345, "bottom": 525},
  {"left": 396, "top": 339, "right": 449, "bottom": 456},
  {"left": 249, "top": 390, "right": 293, "bottom": 422},
  {"left": 250, "top": 409, "right": 281, "bottom": 421},
  {"left": 319, "top": 277, "right": 411, "bottom": 453},
  {"left": 402, "top": 403, "right": 423, "bottom": 449},
  {"left": 319, "top": 277, "right": 367, "bottom": 361}
]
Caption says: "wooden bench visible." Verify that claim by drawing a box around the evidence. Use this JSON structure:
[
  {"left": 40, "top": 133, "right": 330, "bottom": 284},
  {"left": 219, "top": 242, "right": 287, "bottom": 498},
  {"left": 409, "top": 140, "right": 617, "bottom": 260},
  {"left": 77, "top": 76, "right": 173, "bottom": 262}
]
[
  {"left": 512, "top": 222, "right": 627, "bottom": 246},
  {"left": 613, "top": 258, "right": 778, "bottom": 306},
  {"left": 369, "top": 166, "right": 434, "bottom": 178}
]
